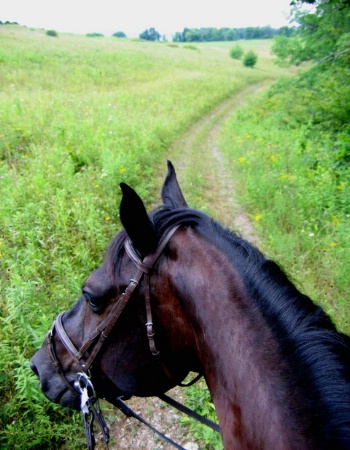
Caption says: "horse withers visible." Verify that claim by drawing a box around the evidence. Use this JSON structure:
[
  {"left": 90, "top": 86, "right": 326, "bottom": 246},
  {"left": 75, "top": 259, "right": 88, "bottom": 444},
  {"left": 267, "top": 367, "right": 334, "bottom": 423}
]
[{"left": 31, "top": 161, "right": 350, "bottom": 449}]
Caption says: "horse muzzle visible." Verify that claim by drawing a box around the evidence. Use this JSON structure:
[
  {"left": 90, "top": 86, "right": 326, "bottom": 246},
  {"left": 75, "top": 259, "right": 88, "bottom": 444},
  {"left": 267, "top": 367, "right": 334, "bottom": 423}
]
[{"left": 30, "top": 349, "right": 81, "bottom": 410}]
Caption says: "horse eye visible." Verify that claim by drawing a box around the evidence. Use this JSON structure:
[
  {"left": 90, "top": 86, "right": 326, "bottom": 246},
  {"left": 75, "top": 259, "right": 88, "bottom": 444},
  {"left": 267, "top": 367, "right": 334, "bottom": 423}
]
[{"left": 83, "top": 291, "right": 101, "bottom": 310}]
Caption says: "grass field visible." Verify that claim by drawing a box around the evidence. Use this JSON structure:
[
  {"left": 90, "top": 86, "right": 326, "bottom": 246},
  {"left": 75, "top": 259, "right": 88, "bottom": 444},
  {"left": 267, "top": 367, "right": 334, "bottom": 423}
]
[
  {"left": 0, "top": 26, "right": 290, "bottom": 448},
  {"left": 2, "top": 24, "right": 349, "bottom": 450}
]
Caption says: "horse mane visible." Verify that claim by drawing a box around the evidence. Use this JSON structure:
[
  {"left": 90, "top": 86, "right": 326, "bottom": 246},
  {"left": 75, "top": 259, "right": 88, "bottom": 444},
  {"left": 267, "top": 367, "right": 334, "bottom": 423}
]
[
  {"left": 107, "top": 206, "right": 350, "bottom": 447},
  {"left": 151, "top": 207, "right": 350, "bottom": 447}
]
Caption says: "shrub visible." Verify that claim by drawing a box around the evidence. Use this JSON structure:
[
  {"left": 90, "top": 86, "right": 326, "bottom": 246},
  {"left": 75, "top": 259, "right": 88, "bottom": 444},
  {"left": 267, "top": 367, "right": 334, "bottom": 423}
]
[
  {"left": 46, "top": 30, "right": 58, "bottom": 37},
  {"left": 112, "top": 31, "right": 126, "bottom": 38},
  {"left": 86, "top": 32, "right": 104, "bottom": 38},
  {"left": 183, "top": 44, "right": 198, "bottom": 51},
  {"left": 230, "top": 45, "right": 244, "bottom": 59},
  {"left": 243, "top": 50, "right": 258, "bottom": 68}
]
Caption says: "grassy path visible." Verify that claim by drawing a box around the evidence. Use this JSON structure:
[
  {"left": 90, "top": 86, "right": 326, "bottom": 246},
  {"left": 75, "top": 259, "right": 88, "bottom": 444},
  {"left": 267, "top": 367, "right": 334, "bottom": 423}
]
[{"left": 162, "top": 81, "right": 273, "bottom": 243}]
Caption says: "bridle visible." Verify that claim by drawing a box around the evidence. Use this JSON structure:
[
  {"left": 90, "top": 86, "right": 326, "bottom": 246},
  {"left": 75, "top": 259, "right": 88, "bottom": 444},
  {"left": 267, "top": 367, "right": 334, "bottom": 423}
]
[{"left": 45, "top": 225, "right": 180, "bottom": 449}]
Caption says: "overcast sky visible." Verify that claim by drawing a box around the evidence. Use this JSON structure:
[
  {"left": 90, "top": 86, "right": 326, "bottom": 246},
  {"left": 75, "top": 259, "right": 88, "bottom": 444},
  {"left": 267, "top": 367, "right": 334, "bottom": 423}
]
[{"left": 2, "top": 0, "right": 293, "bottom": 38}]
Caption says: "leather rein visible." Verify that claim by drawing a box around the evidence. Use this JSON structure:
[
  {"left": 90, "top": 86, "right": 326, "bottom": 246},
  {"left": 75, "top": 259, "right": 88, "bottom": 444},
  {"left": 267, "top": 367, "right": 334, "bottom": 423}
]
[{"left": 45, "top": 225, "right": 180, "bottom": 449}]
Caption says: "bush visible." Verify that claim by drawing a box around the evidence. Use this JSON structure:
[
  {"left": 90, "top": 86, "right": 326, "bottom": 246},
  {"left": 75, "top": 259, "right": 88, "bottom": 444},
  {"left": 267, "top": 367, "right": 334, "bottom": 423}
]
[
  {"left": 112, "top": 31, "right": 126, "bottom": 38},
  {"left": 230, "top": 45, "right": 244, "bottom": 59},
  {"left": 183, "top": 44, "right": 198, "bottom": 51},
  {"left": 46, "top": 30, "right": 58, "bottom": 37},
  {"left": 86, "top": 32, "right": 104, "bottom": 38},
  {"left": 243, "top": 50, "right": 258, "bottom": 68}
]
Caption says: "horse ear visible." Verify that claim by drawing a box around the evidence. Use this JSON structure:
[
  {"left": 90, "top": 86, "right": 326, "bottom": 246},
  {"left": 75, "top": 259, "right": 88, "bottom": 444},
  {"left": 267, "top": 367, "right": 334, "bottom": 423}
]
[
  {"left": 119, "top": 183, "right": 157, "bottom": 256},
  {"left": 161, "top": 160, "right": 188, "bottom": 208}
]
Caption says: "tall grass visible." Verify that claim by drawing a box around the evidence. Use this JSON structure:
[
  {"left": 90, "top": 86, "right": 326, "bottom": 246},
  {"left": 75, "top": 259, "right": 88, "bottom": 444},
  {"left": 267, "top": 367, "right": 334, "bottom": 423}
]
[
  {"left": 221, "top": 73, "right": 350, "bottom": 334},
  {"left": 0, "top": 26, "right": 287, "bottom": 448}
]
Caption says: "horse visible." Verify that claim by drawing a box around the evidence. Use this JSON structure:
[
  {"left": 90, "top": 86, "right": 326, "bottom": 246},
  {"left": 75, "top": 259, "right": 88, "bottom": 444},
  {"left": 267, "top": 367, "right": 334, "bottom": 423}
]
[{"left": 31, "top": 161, "right": 350, "bottom": 449}]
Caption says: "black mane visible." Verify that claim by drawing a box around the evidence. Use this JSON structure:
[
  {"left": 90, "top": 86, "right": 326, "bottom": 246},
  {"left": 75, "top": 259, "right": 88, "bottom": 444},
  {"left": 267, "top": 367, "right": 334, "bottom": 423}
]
[
  {"left": 150, "top": 206, "right": 350, "bottom": 448},
  {"left": 107, "top": 205, "right": 350, "bottom": 447}
]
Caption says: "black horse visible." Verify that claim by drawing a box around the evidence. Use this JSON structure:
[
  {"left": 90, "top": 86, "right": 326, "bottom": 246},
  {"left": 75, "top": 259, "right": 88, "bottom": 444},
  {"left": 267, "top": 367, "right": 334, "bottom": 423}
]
[{"left": 31, "top": 161, "right": 350, "bottom": 449}]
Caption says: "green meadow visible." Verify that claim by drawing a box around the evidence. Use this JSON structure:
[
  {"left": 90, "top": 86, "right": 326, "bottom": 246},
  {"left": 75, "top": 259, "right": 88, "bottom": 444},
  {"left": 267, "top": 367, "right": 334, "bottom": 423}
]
[
  {"left": 1, "top": 23, "right": 349, "bottom": 449},
  {"left": 0, "top": 26, "right": 287, "bottom": 448}
]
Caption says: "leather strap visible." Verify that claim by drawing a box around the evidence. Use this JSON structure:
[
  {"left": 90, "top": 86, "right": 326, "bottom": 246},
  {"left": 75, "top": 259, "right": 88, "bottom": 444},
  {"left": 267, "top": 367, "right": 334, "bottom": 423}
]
[
  {"left": 48, "top": 225, "right": 180, "bottom": 375},
  {"left": 125, "top": 225, "right": 180, "bottom": 356}
]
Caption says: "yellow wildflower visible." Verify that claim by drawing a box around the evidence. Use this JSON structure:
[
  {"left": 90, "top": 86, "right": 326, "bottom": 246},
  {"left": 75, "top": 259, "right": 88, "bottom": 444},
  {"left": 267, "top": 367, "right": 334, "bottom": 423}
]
[
  {"left": 238, "top": 157, "right": 247, "bottom": 164},
  {"left": 337, "top": 182, "right": 347, "bottom": 191},
  {"left": 254, "top": 214, "right": 263, "bottom": 222}
]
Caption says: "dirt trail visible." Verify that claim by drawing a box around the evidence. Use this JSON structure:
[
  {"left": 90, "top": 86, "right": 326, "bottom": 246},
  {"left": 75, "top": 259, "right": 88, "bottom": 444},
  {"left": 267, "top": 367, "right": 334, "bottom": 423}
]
[
  {"left": 103, "top": 81, "right": 271, "bottom": 450},
  {"left": 165, "top": 81, "right": 270, "bottom": 244}
]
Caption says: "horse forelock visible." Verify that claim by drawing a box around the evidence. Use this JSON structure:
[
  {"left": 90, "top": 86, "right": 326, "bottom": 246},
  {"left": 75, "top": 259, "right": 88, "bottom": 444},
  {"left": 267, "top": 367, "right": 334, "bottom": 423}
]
[
  {"left": 105, "top": 228, "right": 128, "bottom": 282},
  {"left": 150, "top": 207, "right": 350, "bottom": 447}
]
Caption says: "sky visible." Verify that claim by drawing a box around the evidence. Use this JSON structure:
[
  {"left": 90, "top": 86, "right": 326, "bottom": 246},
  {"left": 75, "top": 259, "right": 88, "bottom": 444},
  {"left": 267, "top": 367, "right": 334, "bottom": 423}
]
[{"left": 2, "top": 0, "right": 293, "bottom": 38}]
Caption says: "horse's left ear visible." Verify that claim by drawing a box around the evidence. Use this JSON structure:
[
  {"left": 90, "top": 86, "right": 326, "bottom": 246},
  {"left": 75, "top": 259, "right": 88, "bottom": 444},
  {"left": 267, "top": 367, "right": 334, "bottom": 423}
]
[
  {"left": 161, "top": 160, "right": 188, "bottom": 208},
  {"left": 119, "top": 183, "right": 157, "bottom": 256}
]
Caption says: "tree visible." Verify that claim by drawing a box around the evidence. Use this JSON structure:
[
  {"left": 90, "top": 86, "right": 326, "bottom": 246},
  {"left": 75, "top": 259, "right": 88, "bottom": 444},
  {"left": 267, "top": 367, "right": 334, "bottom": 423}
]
[
  {"left": 112, "top": 31, "right": 126, "bottom": 38},
  {"left": 243, "top": 50, "right": 258, "bottom": 68},
  {"left": 139, "top": 28, "right": 161, "bottom": 41},
  {"left": 272, "top": 0, "right": 350, "bottom": 66},
  {"left": 46, "top": 29, "right": 58, "bottom": 37}
]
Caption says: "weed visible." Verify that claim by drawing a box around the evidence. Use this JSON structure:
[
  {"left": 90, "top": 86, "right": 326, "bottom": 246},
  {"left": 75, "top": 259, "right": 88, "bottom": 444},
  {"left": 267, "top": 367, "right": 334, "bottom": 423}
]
[{"left": 221, "top": 76, "right": 350, "bottom": 334}]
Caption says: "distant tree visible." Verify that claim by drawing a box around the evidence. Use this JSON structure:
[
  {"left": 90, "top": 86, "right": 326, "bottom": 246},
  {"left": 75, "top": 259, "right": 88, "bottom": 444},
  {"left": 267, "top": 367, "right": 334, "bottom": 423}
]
[
  {"left": 46, "top": 30, "right": 58, "bottom": 37},
  {"left": 172, "top": 26, "right": 294, "bottom": 43},
  {"left": 139, "top": 28, "right": 161, "bottom": 41},
  {"left": 173, "top": 31, "right": 184, "bottom": 42},
  {"left": 1, "top": 21, "right": 19, "bottom": 25},
  {"left": 278, "top": 26, "right": 297, "bottom": 37},
  {"left": 225, "top": 28, "right": 239, "bottom": 41},
  {"left": 184, "top": 28, "right": 201, "bottom": 42},
  {"left": 243, "top": 50, "right": 258, "bottom": 68},
  {"left": 112, "top": 31, "right": 126, "bottom": 38}
]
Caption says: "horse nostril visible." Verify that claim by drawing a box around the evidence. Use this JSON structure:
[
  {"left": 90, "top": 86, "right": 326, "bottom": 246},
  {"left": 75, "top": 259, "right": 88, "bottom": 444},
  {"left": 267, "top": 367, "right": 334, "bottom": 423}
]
[{"left": 30, "top": 361, "right": 39, "bottom": 377}]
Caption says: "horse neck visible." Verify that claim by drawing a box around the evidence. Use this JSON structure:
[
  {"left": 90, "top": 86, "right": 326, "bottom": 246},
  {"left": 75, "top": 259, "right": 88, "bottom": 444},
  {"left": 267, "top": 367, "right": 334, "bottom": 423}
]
[{"left": 169, "top": 228, "right": 310, "bottom": 450}]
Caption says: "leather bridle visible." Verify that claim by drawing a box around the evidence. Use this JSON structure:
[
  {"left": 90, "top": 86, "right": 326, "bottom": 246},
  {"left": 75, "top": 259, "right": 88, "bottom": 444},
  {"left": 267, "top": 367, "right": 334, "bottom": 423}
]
[
  {"left": 46, "top": 224, "right": 180, "bottom": 391},
  {"left": 43, "top": 224, "right": 220, "bottom": 450}
]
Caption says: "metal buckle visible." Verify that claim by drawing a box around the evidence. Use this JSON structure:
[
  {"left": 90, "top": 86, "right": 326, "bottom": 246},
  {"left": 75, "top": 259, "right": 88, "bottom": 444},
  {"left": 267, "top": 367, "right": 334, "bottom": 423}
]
[{"left": 74, "top": 372, "right": 110, "bottom": 450}]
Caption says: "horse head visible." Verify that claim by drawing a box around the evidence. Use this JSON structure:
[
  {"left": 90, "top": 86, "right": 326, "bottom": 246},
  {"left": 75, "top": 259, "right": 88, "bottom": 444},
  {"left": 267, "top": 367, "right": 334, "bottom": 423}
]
[
  {"left": 31, "top": 161, "right": 199, "bottom": 411},
  {"left": 31, "top": 161, "right": 350, "bottom": 450}
]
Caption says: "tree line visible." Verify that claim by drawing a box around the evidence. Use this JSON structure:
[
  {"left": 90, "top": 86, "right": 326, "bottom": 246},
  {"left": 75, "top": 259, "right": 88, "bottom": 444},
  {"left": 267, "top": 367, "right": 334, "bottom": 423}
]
[
  {"left": 271, "top": 0, "right": 349, "bottom": 175},
  {"left": 172, "top": 26, "right": 295, "bottom": 43},
  {"left": 136, "top": 26, "right": 296, "bottom": 42}
]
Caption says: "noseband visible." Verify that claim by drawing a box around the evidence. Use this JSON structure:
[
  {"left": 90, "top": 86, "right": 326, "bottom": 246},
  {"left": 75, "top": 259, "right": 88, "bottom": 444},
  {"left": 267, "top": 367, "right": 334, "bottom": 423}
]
[{"left": 47, "top": 225, "right": 180, "bottom": 384}]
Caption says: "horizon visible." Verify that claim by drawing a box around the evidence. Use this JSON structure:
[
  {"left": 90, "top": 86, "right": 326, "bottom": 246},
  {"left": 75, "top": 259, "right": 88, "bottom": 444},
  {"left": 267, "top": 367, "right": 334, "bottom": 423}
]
[{"left": 1, "top": 0, "right": 293, "bottom": 39}]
